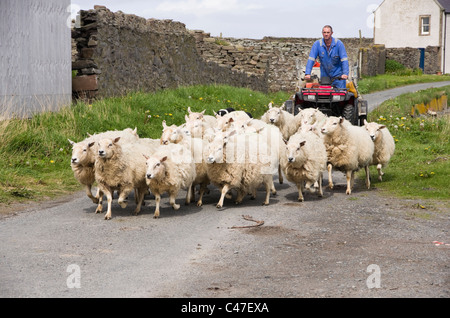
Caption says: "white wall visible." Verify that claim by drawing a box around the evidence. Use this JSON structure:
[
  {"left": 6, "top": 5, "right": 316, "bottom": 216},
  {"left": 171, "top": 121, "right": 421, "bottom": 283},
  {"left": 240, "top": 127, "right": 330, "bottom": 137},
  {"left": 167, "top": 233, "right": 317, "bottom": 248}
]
[
  {"left": 0, "top": 0, "right": 72, "bottom": 118},
  {"left": 442, "top": 14, "right": 450, "bottom": 73},
  {"left": 374, "top": 0, "right": 442, "bottom": 48}
]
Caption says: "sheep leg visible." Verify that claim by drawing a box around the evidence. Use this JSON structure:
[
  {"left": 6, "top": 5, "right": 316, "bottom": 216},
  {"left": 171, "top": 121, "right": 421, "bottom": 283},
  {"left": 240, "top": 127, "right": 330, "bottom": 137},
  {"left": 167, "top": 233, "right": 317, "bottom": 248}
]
[
  {"left": 104, "top": 189, "right": 113, "bottom": 220},
  {"left": 217, "top": 184, "right": 230, "bottom": 208},
  {"left": 118, "top": 187, "right": 132, "bottom": 209},
  {"left": 185, "top": 184, "right": 192, "bottom": 206},
  {"left": 154, "top": 193, "right": 161, "bottom": 218},
  {"left": 263, "top": 180, "right": 271, "bottom": 205},
  {"left": 377, "top": 163, "right": 384, "bottom": 181},
  {"left": 278, "top": 164, "right": 284, "bottom": 184},
  {"left": 345, "top": 170, "right": 353, "bottom": 195},
  {"left": 235, "top": 188, "right": 246, "bottom": 204},
  {"left": 85, "top": 184, "right": 99, "bottom": 204},
  {"left": 270, "top": 178, "right": 277, "bottom": 195},
  {"left": 365, "top": 166, "right": 371, "bottom": 189},
  {"left": 318, "top": 172, "right": 323, "bottom": 197},
  {"left": 327, "top": 163, "right": 334, "bottom": 189},
  {"left": 94, "top": 188, "right": 104, "bottom": 214},
  {"left": 196, "top": 184, "right": 207, "bottom": 207},
  {"left": 134, "top": 186, "right": 146, "bottom": 215},
  {"left": 170, "top": 190, "right": 180, "bottom": 210},
  {"left": 297, "top": 183, "right": 304, "bottom": 202}
]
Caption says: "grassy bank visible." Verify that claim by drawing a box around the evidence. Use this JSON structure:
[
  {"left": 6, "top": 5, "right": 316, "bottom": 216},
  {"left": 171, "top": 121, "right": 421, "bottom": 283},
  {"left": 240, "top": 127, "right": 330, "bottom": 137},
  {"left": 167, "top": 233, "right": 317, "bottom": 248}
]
[
  {"left": 358, "top": 74, "right": 450, "bottom": 94},
  {"left": 0, "top": 85, "right": 289, "bottom": 205},
  {"left": 364, "top": 86, "right": 450, "bottom": 200}
]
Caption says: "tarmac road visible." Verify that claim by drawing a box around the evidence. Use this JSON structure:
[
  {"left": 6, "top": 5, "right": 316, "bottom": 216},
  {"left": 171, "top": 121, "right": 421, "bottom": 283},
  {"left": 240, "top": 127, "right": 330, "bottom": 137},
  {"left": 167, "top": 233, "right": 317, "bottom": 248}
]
[{"left": 0, "top": 81, "right": 449, "bottom": 299}]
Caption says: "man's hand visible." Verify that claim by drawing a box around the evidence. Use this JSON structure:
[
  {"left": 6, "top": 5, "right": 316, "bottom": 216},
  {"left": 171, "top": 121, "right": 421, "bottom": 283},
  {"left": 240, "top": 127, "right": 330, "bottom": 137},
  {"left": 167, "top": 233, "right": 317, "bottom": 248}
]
[
  {"left": 341, "top": 74, "right": 348, "bottom": 80},
  {"left": 304, "top": 74, "right": 311, "bottom": 81}
]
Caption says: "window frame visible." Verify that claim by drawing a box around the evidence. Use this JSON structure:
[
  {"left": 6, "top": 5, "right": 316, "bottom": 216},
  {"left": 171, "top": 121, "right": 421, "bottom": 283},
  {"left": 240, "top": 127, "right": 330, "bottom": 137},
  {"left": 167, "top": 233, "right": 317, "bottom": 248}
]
[{"left": 419, "top": 15, "right": 431, "bottom": 36}]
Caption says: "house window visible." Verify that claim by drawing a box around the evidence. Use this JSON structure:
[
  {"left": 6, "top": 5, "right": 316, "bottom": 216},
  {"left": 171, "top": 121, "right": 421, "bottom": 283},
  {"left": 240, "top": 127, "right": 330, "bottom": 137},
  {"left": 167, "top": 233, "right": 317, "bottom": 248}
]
[{"left": 420, "top": 16, "right": 430, "bottom": 36}]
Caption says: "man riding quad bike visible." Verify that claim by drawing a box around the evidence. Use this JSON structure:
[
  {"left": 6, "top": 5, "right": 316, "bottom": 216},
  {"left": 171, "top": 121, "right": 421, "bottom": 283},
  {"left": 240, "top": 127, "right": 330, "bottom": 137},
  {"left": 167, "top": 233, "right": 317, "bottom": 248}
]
[
  {"left": 284, "top": 25, "right": 367, "bottom": 126},
  {"left": 289, "top": 72, "right": 368, "bottom": 126}
]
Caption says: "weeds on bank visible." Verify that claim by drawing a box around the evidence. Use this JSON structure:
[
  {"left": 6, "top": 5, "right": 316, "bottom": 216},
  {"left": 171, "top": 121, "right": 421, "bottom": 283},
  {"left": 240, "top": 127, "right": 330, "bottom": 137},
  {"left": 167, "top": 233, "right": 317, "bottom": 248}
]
[{"left": 364, "top": 86, "right": 450, "bottom": 200}]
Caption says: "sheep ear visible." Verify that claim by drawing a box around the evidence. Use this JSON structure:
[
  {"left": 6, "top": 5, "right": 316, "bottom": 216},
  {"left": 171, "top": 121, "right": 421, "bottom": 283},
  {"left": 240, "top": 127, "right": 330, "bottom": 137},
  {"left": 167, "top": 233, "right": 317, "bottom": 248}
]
[
  {"left": 185, "top": 114, "right": 189, "bottom": 122},
  {"left": 160, "top": 156, "right": 168, "bottom": 163},
  {"left": 229, "top": 117, "right": 234, "bottom": 123},
  {"left": 68, "top": 139, "right": 75, "bottom": 146},
  {"left": 201, "top": 109, "right": 205, "bottom": 115},
  {"left": 300, "top": 140, "right": 306, "bottom": 147},
  {"left": 88, "top": 141, "right": 95, "bottom": 148},
  {"left": 187, "top": 107, "right": 192, "bottom": 114},
  {"left": 283, "top": 138, "right": 288, "bottom": 145},
  {"left": 113, "top": 137, "right": 121, "bottom": 143},
  {"left": 363, "top": 119, "right": 368, "bottom": 125},
  {"left": 339, "top": 117, "right": 345, "bottom": 124},
  {"left": 379, "top": 125, "right": 386, "bottom": 130},
  {"left": 268, "top": 102, "right": 273, "bottom": 109},
  {"left": 87, "top": 132, "right": 93, "bottom": 137},
  {"left": 162, "top": 120, "right": 167, "bottom": 128}
]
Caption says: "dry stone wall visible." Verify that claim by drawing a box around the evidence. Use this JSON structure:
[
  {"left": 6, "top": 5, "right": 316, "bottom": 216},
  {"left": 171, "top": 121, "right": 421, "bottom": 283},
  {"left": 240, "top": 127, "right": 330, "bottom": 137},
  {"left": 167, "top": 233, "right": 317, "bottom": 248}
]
[
  {"left": 71, "top": 6, "right": 373, "bottom": 99},
  {"left": 386, "top": 46, "right": 441, "bottom": 74}
]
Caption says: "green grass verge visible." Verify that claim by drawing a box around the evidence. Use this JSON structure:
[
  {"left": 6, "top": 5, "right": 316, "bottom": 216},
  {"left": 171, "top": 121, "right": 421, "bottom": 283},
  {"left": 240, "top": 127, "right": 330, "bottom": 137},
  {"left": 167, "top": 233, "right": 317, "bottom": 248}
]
[
  {"left": 358, "top": 74, "right": 450, "bottom": 94},
  {"left": 363, "top": 86, "right": 450, "bottom": 200}
]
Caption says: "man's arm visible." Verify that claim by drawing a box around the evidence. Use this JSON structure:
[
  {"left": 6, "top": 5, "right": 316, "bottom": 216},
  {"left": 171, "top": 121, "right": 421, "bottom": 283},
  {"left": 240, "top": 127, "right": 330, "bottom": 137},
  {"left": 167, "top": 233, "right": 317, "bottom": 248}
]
[
  {"left": 305, "top": 41, "right": 319, "bottom": 78},
  {"left": 338, "top": 40, "right": 349, "bottom": 79}
]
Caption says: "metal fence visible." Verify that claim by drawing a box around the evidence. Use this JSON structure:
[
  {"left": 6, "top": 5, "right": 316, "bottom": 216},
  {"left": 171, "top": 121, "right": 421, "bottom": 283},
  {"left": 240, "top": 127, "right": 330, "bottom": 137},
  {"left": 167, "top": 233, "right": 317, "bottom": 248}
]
[{"left": 0, "top": 0, "right": 71, "bottom": 119}]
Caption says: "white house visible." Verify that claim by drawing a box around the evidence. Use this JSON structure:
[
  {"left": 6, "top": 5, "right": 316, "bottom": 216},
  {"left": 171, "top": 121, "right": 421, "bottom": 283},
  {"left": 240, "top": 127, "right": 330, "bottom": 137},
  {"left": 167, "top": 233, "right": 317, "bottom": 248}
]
[{"left": 374, "top": 0, "right": 450, "bottom": 73}]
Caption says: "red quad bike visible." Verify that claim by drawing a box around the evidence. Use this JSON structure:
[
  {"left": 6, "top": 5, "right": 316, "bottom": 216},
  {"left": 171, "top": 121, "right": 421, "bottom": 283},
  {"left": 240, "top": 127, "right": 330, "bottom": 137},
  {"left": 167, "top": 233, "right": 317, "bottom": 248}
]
[{"left": 285, "top": 74, "right": 368, "bottom": 126}]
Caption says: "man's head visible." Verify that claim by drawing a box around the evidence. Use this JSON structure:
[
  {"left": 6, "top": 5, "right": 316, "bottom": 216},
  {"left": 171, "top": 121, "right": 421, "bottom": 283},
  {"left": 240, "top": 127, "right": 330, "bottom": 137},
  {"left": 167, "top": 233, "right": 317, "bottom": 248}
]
[{"left": 322, "top": 25, "right": 333, "bottom": 41}]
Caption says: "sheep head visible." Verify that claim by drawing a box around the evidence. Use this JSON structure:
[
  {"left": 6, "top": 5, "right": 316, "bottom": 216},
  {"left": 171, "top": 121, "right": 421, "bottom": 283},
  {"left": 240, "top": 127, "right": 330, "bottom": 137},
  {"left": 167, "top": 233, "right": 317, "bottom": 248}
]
[
  {"left": 145, "top": 155, "right": 168, "bottom": 180},
  {"left": 364, "top": 120, "right": 386, "bottom": 142},
  {"left": 69, "top": 139, "right": 96, "bottom": 165},
  {"left": 97, "top": 137, "right": 121, "bottom": 159}
]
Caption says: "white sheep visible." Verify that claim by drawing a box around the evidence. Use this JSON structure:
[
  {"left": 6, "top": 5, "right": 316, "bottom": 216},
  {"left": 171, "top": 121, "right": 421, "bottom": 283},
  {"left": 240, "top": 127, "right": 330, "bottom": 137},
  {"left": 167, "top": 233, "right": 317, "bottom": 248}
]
[
  {"left": 280, "top": 130, "right": 327, "bottom": 201},
  {"left": 144, "top": 143, "right": 196, "bottom": 218},
  {"left": 296, "top": 108, "right": 327, "bottom": 131},
  {"left": 164, "top": 125, "right": 210, "bottom": 206},
  {"left": 364, "top": 119, "right": 395, "bottom": 181},
  {"left": 68, "top": 128, "right": 140, "bottom": 206},
  {"left": 215, "top": 110, "right": 251, "bottom": 132},
  {"left": 260, "top": 103, "right": 300, "bottom": 140},
  {"left": 160, "top": 120, "right": 179, "bottom": 145},
  {"left": 238, "top": 118, "right": 286, "bottom": 188},
  {"left": 94, "top": 137, "right": 151, "bottom": 220},
  {"left": 186, "top": 107, "right": 217, "bottom": 128},
  {"left": 321, "top": 116, "right": 374, "bottom": 195},
  {"left": 205, "top": 130, "right": 273, "bottom": 208}
]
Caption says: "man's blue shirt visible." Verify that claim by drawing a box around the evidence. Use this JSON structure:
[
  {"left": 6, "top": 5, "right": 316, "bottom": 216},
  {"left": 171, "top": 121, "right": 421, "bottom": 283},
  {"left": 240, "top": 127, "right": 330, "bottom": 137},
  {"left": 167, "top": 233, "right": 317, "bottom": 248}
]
[{"left": 305, "top": 37, "right": 349, "bottom": 88}]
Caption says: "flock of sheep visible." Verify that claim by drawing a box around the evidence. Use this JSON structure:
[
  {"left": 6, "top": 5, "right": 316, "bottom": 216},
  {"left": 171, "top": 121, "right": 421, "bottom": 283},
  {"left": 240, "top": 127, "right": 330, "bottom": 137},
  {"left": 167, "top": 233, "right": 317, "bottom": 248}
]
[{"left": 69, "top": 104, "right": 395, "bottom": 220}]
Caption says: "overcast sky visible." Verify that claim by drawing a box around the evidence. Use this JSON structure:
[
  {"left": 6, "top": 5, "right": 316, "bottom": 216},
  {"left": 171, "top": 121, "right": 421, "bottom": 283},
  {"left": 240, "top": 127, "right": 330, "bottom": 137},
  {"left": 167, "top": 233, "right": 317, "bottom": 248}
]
[{"left": 71, "top": 0, "right": 384, "bottom": 39}]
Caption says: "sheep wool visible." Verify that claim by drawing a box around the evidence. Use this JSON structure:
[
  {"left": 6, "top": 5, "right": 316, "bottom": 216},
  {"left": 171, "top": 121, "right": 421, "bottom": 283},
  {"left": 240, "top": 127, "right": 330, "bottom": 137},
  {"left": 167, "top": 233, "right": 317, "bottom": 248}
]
[
  {"left": 145, "top": 143, "right": 196, "bottom": 218},
  {"left": 321, "top": 116, "right": 374, "bottom": 195},
  {"left": 364, "top": 120, "right": 395, "bottom": 181},
  {"left": 281, "top": 130, "right": 327, "bottom": 201},
  {"left": 261, "top": 103, "right": 300, "bottom": 140},
  {"left": 94, "top": 137, "right": 150, "bottom": 220}
]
